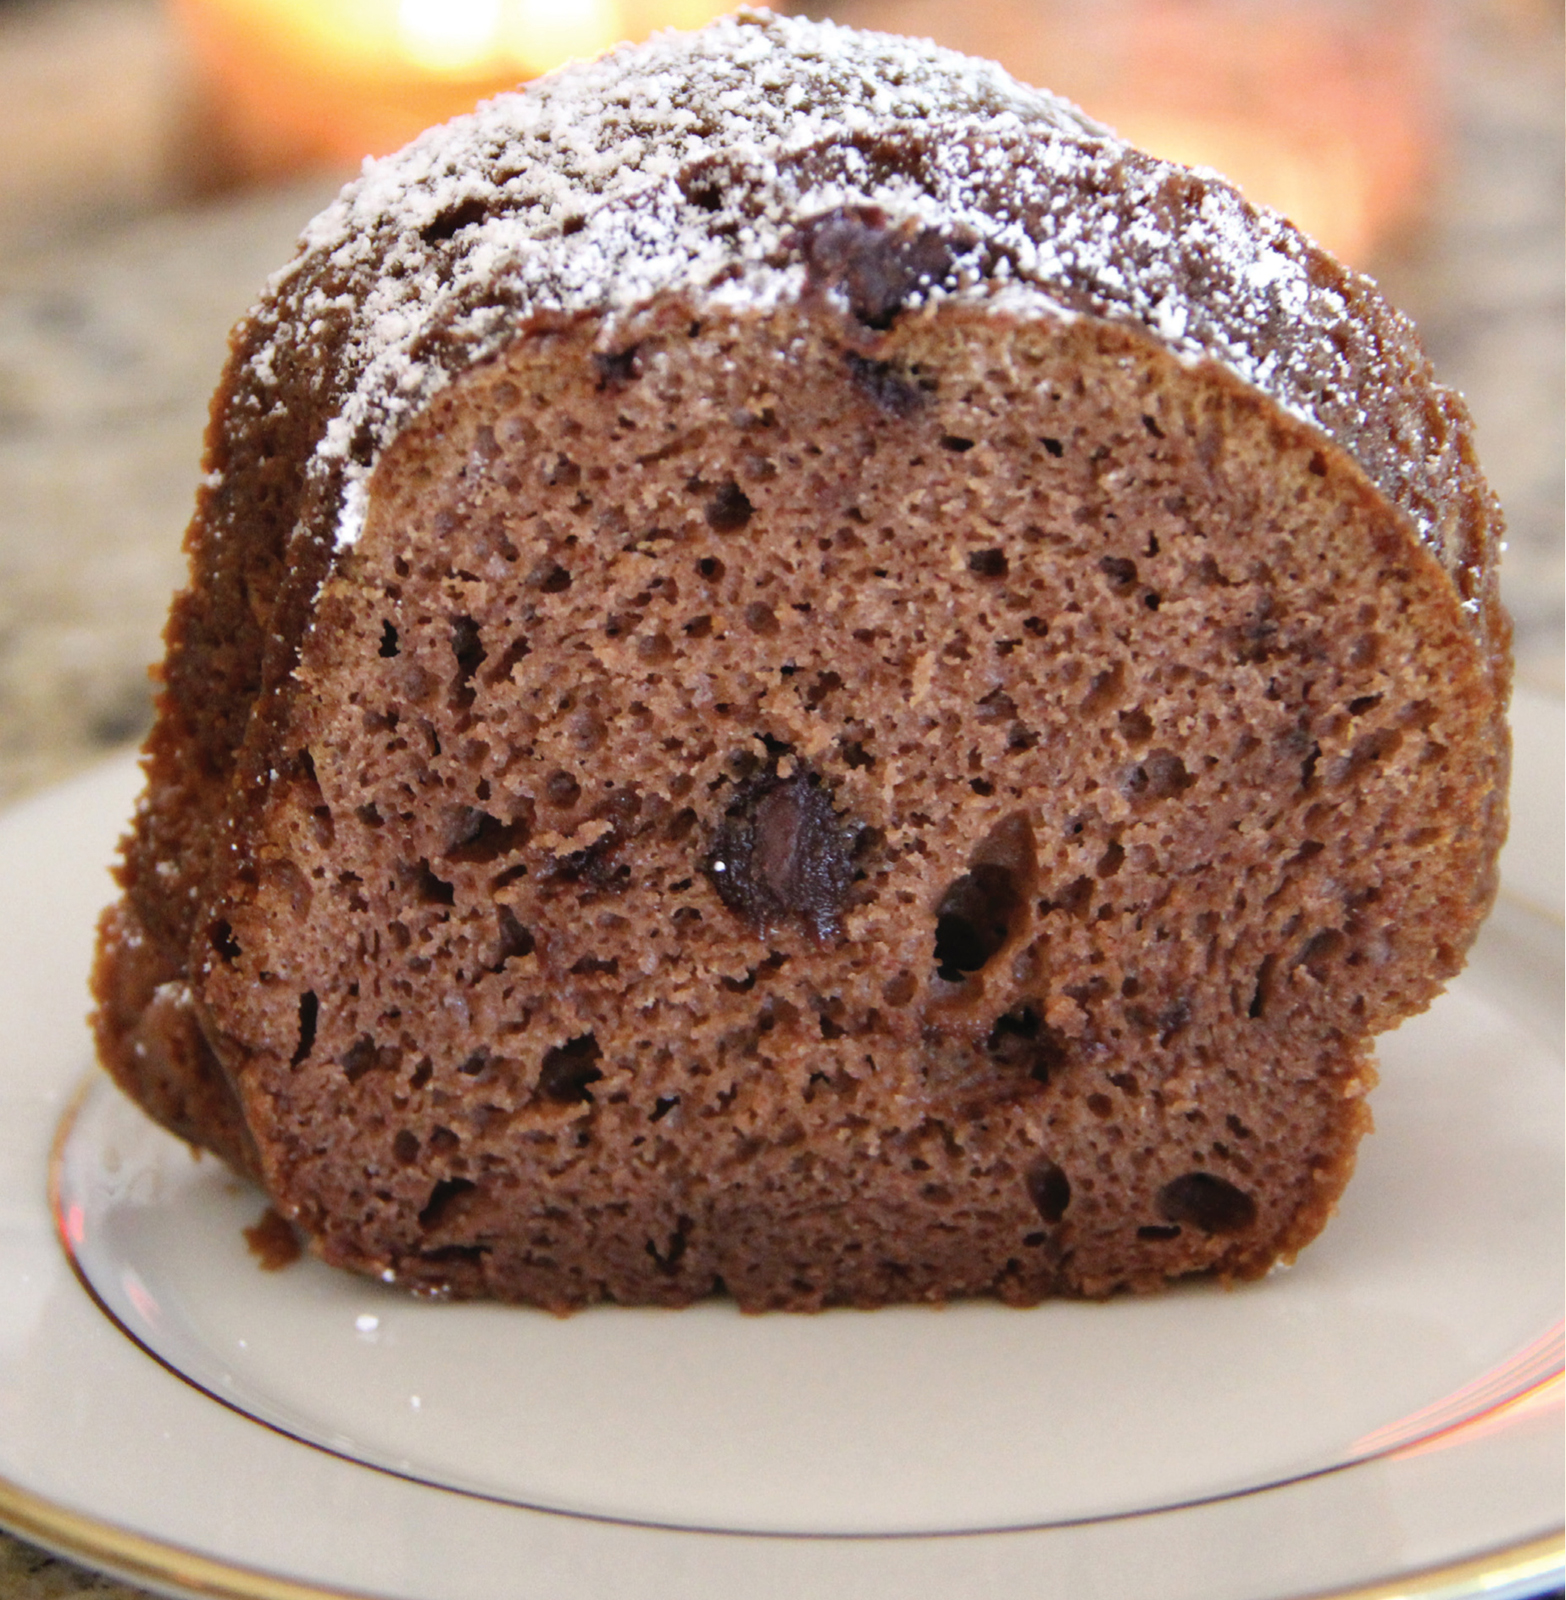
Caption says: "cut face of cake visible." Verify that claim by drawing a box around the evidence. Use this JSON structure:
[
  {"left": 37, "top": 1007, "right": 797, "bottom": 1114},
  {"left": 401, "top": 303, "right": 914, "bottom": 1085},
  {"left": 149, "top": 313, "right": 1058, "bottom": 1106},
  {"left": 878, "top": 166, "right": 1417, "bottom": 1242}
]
[{"left": 91, "top": 11, "right": 1510, "bottom": 1311}]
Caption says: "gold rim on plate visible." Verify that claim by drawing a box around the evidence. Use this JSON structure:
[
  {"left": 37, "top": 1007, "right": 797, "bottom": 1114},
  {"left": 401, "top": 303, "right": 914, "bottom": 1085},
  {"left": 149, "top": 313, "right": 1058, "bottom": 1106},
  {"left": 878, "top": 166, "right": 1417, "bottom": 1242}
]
[{"left": 0, "top": 1472, "right": 1559, "bottom": 1600}]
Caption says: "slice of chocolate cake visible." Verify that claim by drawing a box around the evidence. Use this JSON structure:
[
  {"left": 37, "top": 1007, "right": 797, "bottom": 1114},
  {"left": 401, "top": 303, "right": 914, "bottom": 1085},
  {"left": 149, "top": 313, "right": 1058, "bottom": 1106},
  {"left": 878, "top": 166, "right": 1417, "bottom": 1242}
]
[{"left": 91, "top": 11, "right": 1510, "bottom": 1310}]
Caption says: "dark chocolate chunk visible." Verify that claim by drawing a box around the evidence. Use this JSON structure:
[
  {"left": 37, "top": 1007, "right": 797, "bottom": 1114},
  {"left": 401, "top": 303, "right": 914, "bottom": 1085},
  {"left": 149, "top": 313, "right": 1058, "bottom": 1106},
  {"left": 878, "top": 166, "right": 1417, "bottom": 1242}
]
[
  {"left": 705, "top": 768, "right": 855, "bottom": 943},
  {"left": 801, "top": 205, "right": 959, "bottom": 329},
  {"left": 705, "top": 479, "right": 754, "bottom": 532},
  {"left": 846, "top": 352, "right": 925, "bottom": 417},
  {"left": 986, "top": 1004, "right": 1065, "bottom": 1085},
  {"left": 541, "top": 790, "right": 642, "bottom": 896},
  {"left": 594, "top": 345, "right": 642, "bottom": 386}
]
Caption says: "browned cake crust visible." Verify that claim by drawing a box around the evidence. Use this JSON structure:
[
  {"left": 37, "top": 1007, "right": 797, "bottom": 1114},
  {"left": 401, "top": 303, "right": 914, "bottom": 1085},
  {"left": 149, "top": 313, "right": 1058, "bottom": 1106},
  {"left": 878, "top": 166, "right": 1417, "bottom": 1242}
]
[{"left": 92, "top": 12, "right": 1510, "bottom": 1310}]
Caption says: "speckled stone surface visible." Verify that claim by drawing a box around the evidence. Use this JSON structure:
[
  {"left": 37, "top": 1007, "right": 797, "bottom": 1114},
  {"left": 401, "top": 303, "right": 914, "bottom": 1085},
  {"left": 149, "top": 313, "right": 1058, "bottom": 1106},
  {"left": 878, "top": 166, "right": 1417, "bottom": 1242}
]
[
  {"left": 1370, "top": 5, "right": 1565, "bottom": 685},
  {"left": 0, "top": 1541, "right": 148, "bottom": 1600},
  {"left": 0, "top": 177, "right": 341, "bottom": 807},
  {"left": 0, "top": 4, "right": 1558, "bottom": 1596}
]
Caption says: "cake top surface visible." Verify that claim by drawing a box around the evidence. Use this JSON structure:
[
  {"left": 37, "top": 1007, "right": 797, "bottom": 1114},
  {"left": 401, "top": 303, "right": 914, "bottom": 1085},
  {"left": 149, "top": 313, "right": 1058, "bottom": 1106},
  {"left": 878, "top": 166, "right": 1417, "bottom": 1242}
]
[{"left": 229, "top": 8, "right": 1478, "bottom": 585}]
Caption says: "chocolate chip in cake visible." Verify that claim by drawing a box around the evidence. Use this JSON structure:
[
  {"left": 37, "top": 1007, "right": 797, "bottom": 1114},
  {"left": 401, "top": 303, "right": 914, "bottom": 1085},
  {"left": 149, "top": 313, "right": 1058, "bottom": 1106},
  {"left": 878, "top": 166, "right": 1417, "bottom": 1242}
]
[
  {"left": 594, "top": 344, "right": 642, "bottom": 387},
  {"left": 705, "top": 479, "right": 753, "bottom": 532},
  {"left": 845, "top": 352, "right": 926, "bottom": 417},
  {"left": 800, "top": 205, "right": 959, "bottom": 329},
  {"left": 290, "top": 991, "right": 318, "bottom": 1067},
  {"left": 985, "top": 1004, "right": 1065, "bottom": 1085},
  {"left": 705, "top": 767, "right": 856, "bottom": 943}
]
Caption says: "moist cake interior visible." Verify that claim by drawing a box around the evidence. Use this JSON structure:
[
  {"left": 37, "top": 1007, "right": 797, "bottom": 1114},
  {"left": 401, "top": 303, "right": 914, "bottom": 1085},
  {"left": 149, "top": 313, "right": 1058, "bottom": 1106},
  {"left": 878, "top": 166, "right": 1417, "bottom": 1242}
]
[{"left": 185, "top": 296, "right": 1497, "bottom": 1310}]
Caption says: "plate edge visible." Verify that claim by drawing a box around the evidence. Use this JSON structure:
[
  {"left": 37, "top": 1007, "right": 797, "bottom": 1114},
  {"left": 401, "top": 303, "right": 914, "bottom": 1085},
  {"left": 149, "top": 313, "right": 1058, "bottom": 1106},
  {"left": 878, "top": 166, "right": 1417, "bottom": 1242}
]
[
  {"left": 1294, "top": 1532, "right": 1564, "bottom": 1600},
  {"left": 0, "top": 1474, "right": 1558, "bottom": 1600},
  {"left": 0, "top": 1471, "right": 379, "bottom": 1600}
]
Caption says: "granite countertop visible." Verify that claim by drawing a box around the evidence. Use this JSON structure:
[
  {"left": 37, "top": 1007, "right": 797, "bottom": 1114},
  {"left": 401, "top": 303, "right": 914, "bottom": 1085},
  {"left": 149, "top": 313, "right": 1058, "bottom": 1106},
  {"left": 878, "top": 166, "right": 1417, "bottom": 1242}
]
[
  {"left": 0, "top": 0, "right": 1559, "bottom": 1595},
  {"left": 0, "top": 175, "right": 344, "bottom": 806}
]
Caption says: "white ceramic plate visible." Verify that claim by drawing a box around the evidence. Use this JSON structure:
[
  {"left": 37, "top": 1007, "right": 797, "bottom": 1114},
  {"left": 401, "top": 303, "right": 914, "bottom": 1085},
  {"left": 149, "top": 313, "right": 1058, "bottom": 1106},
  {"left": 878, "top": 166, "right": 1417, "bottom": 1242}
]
[{"left": 0, "top": 690, "right": 1561, "bottom": 1600}]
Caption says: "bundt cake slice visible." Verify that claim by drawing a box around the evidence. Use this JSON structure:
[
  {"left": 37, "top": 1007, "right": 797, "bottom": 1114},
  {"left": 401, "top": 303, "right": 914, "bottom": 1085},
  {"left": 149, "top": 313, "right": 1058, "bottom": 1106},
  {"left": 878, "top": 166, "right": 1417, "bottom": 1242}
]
[{"left": 91, "top": 11, "right": 1510, "bottom": 1310}]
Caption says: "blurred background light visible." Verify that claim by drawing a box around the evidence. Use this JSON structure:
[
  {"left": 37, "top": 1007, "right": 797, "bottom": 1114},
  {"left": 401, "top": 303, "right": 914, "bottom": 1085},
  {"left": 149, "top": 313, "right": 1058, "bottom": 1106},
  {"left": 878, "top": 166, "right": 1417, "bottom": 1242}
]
[
  {"left": 815, "top": 0, "right": 1442, "bottom": 265},
  {"left": 165, "top": 0, "right": 759, "bottom": 179},
  {"left": 396, "top": 0, "right": 506, "bottom": 75},
  {"left": 150, "top": 0, "right": 1443, "bottom": 263}
]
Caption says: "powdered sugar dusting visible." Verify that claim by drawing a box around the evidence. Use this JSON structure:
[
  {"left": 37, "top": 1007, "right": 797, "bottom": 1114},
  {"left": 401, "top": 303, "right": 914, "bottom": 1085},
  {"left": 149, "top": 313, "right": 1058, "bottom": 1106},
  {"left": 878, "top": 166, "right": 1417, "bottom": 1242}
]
[{"left": 227, "top": 9, "right": 1471, "bottom": 572}]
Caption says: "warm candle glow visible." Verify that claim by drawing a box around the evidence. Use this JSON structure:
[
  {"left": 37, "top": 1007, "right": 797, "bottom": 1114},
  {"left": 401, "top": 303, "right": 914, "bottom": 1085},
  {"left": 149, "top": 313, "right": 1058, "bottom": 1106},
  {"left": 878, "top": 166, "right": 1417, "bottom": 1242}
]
[
  {"left": 503, "top": 0, "right": 625, "bottom": 78},
  {"left": 397, "top": 0, "right": 506, "bottom": 75},
  {"left": 828, "top": 0, "right": 1440, "bottom": 267},
  {"left": 170, "top": 0, "right": 755, "bottom": 177}
]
